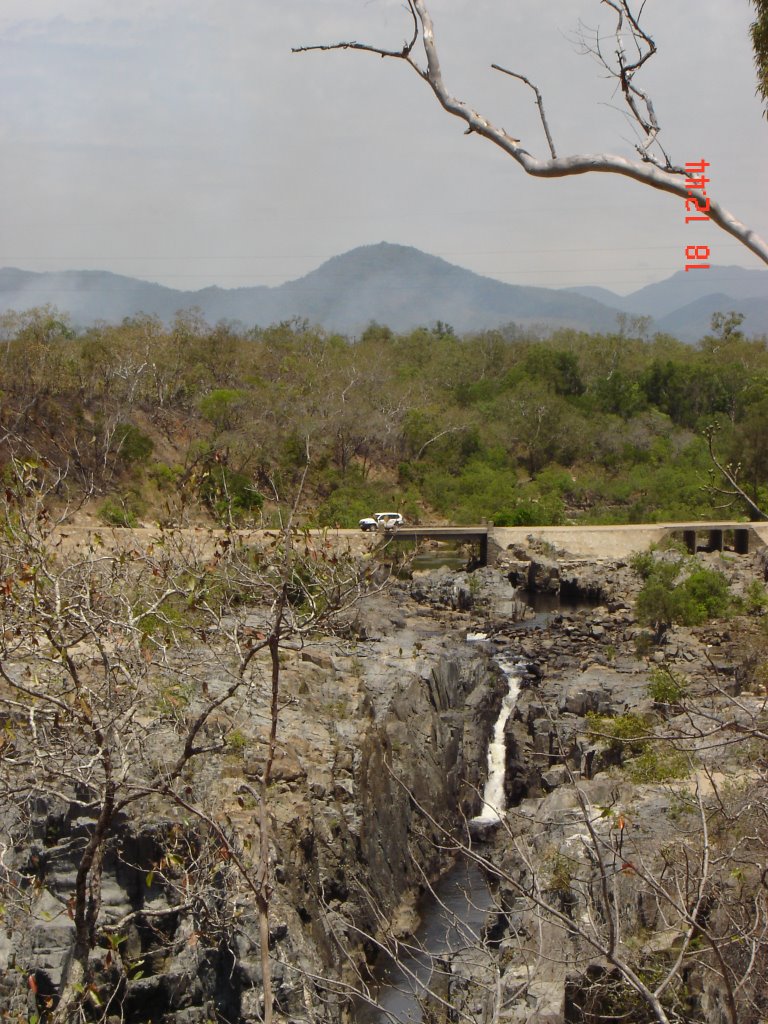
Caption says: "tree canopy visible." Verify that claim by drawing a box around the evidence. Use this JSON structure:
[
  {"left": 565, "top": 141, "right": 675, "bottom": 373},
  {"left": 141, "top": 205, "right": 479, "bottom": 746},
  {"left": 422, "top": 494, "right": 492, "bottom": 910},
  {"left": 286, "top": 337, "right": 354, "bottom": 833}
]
[
  {"left": 2, "top": 306, "right": 768, "bottom": 528},
  {"left": 752, "top": 0, "right": 768, "bottom": 116}
]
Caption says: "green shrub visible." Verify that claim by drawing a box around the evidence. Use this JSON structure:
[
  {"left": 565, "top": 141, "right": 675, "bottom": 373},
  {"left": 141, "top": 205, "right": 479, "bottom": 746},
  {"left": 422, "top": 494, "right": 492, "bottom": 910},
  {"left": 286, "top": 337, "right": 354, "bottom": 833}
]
[
  {"left": 148, "top": 461, "right": 182, "bottom": 487},
  {"left": 198, "top": 388, "right": 247, "bottom": 431},
  {"left": 630, "top": 549, "right": 677, "bottom": 583},
  {"left": 420, "top": 459, "right": 515, "bottom": 523},
  {"left": 744, "top": 579, "right": 768, "bottom": 614},
  {"left": 312, "top": 487, "right": 403, "bottom": 529},
  {"left": 586, "top": 711, "right": 650, "bottom": 757},
  {"left": 680, "top": 567, "right": 731, "bottom": 621},
  {"left": 587, "top": 711, "right": 690, "bottom": 783},
  {"left": 114, "top": 423, "right": 154, "bottom": 464},
  {"left": 634, "top": 554, "right": 731, "bottom": 635},
  {"left": 200, "top": 465, "right": 263, "bottom": 524},
  {"left": 535, "top": 465, "right": 576, "bottom": 497},
  {"left": 98, "top": 494, "right": 144, "bottom": 528},
  {"left": 635, "top": 577, "right": 680, "bottom": 632},
  {"left": 647, "top": 667, "right": 688, "bottom": 705},
  {"left": 227, "top": 729, "right": 249, "bottom": 754},
  {"left": 492, "top": 495, "right": 564, "bottom": 527},
  {"left": 626, "top": 747, "right": 690, "bottom": 784}
]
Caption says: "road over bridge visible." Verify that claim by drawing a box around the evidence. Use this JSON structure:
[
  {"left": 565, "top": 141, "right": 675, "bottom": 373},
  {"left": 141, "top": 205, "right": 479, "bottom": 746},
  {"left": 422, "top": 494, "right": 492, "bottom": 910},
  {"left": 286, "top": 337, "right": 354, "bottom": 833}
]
[
  {"left": 388, "top": 521, "right": 768, "bottom": 564},
  {"left": 55, "top": 521, "right": 768, "bottom": 565},
  {"left": 493, "top": 521, "right": 768, "bottom": 561}
]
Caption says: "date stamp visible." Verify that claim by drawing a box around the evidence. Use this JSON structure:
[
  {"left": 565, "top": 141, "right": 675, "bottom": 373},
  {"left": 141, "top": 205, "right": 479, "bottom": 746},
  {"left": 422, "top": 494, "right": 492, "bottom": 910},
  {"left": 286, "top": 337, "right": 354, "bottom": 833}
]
[{"left": 684, "top": 159, "right": 710, "bottom": 271}]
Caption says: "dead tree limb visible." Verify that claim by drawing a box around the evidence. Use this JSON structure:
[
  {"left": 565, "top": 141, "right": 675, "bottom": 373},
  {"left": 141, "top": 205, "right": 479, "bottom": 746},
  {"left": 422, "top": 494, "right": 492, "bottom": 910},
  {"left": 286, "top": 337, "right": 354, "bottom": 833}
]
[{"left": 295, "top": 0, "right": 768, "bottom": 267}]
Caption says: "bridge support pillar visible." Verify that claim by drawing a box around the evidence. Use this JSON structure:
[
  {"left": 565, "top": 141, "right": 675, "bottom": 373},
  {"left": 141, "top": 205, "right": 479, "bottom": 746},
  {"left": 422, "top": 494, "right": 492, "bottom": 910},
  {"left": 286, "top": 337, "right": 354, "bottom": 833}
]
[
  {"left": 682, "top": 530, "right": 697, "bottom": 554},
  {"left": 708, "top": 529, "right": 723, "bottom": 552},
  {"left": 734, "top": 529, "right": 750, "bottom": 554}
]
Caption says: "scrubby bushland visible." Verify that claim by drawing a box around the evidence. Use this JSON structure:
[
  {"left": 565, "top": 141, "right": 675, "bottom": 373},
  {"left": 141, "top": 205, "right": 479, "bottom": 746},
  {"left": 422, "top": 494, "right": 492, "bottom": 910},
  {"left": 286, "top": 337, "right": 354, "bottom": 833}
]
[
  {"left": 0, "top": 453, "right": 381, "bottom": 1023},
  {"left": 1, "top": 306, "right": 767, "bottom": 526},
  {"left": 632, "top": 550, "right": 733, "bottom": 638}
]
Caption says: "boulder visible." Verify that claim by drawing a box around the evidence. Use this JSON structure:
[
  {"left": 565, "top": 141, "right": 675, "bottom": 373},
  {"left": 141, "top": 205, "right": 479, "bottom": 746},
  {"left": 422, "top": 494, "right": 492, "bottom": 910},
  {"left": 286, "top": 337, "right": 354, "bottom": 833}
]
[{"left": 529, "top": 557, "right": 561, "bottom": 595}]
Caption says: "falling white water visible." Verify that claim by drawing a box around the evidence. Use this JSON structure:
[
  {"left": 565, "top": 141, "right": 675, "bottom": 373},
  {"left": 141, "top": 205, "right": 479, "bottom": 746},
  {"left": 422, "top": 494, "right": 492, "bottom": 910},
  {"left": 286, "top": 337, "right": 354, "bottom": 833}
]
[{"left": 471, "top": 657, "right": 523, "bottom": 824}]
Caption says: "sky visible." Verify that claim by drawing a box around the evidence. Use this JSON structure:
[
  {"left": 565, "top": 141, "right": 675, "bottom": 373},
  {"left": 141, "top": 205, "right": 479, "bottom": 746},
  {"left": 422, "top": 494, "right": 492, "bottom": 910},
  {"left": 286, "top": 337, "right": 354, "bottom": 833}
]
[{"left": 1, "top": 0, "right": 766, "bottom": 297}]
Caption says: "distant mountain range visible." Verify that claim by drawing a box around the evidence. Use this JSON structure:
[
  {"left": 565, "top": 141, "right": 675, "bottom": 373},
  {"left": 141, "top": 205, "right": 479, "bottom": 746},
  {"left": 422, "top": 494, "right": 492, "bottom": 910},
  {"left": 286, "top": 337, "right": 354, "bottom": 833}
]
[{"left": 1, "top": 243, "right": 766, "bottom": 342}]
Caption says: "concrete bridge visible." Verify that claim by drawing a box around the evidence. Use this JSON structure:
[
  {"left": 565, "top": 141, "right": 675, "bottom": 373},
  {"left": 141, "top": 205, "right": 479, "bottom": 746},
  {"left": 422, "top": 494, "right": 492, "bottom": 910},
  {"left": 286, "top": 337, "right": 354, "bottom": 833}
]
[
  {"left": 56, "top": 520, "right": 768, "bottom": 567},
  {"left": 384, "top": 526, "right": 493, "bottom": 565},
  {"left": 389, "top": 521, "right": 768, "bottom": 564}
]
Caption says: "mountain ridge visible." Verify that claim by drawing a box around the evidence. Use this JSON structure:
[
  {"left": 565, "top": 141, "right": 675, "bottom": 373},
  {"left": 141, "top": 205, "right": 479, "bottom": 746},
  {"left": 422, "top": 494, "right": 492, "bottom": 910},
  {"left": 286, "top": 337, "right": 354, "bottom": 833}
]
[{"left": 1, "top": 242, "right": 766, "bottom": 341}]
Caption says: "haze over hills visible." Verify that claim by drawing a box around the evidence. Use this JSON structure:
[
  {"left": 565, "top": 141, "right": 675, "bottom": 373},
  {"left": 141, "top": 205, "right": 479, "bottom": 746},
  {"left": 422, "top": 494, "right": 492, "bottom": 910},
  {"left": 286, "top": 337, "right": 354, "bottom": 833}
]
[
  {"left": 567, "top": 265, "right": 768, "bottom": 339},
  {"left": 1, "top": 243, "right": 766, "bottom": 341}
]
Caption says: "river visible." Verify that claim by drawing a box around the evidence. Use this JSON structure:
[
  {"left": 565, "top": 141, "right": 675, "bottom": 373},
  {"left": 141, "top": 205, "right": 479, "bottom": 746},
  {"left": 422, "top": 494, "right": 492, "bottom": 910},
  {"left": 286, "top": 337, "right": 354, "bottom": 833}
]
[
  {"left": 353, "top": 647, "right": 525, "bottom": 1022},
  {"left": 352, "top": 858, "right": 494, "bottom": 1023}
]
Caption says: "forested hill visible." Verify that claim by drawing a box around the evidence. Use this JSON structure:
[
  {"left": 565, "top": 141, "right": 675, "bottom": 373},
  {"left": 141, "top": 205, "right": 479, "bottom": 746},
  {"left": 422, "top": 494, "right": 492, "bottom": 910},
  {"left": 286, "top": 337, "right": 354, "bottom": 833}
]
[
  {"left": 2, "top": 307, "right": 767, "bottom": 531},
  {"left": 1, "top": 243, "right": 766, "bottom": 339}
]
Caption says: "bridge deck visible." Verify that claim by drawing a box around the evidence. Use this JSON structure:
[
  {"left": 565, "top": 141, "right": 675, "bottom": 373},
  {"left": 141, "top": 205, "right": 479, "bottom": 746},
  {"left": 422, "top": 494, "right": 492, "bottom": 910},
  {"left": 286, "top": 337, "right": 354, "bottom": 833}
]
[
  {"left": 387, "top": 526, "right": 488, "bottom": 540},
  {"left": 491, "top": 521, "right": 767, "bottom": 561},
  {"left": 53, "top": 521, "right": 768, "bottom": 566},
  {"left": 384, "top": 521, "right": 767, "bottom": 563}
]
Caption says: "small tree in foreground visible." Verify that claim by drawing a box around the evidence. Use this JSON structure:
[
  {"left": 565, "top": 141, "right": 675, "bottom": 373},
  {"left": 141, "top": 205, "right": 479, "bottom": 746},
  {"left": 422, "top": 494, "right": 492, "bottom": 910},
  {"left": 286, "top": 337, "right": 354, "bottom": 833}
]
[{"left": 0, "top": 454, "right": 378, "bottom": 1023}]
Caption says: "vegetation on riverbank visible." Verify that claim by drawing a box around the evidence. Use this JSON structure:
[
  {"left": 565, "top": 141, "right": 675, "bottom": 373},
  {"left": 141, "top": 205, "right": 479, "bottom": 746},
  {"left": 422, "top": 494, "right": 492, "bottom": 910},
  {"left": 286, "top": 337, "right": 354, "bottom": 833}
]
[
  {"left": 2, "top": 379, "right": 768, "bottom": 1020},
  {"left": 1, "top": 307, "right": 767, "bottom": 527}
]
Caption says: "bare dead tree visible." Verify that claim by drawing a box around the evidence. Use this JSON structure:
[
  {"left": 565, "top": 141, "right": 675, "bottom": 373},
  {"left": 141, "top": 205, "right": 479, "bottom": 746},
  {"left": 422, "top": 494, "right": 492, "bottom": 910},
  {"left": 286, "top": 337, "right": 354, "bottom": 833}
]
[
  {"left": 294, "top": 0, "right": 768, "bottom": 268},
  {"left": 0, "top": 453, "right": 384, "bottom": 1023},
  {"left": 704, "top": 423, "right": 768, "bottom": 522}
]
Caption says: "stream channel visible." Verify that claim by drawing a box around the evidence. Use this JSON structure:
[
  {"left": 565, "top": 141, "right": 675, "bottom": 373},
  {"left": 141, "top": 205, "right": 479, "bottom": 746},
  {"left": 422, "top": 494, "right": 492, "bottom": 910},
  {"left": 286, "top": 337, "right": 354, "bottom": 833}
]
[{"left": 355, "top": 603, "right": 552, "bottom": 1023}]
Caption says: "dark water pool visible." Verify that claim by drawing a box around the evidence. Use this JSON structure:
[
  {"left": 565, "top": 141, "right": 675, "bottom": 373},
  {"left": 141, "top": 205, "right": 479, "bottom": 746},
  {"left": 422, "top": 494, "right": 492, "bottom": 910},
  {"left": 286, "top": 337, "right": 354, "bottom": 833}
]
[{"left": 353, "top": 859, "right": 493, "bottom": 1023}]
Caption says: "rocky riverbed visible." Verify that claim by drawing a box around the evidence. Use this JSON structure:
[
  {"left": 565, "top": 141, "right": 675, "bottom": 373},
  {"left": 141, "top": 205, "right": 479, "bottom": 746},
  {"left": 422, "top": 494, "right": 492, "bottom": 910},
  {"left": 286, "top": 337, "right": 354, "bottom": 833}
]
[
  {"left": 411, "top": 542, "right": 768, "bottom": 1024},
  {"left": 1, "top": 556, "right": 508, "bottom": 1023},
  {"left": 3, "top": 537, "right": 768, "bottom": 1023}
]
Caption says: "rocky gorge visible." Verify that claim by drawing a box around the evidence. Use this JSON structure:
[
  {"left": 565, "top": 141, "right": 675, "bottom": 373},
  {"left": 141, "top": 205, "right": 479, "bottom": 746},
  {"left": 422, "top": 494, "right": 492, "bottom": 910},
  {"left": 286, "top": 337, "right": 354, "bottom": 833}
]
[
  {"left": 2, "top": 532, "right": 768, "bottom": 1024},
  {"left": 404, "top": 542, "right": 768, "bottom": 1024}
]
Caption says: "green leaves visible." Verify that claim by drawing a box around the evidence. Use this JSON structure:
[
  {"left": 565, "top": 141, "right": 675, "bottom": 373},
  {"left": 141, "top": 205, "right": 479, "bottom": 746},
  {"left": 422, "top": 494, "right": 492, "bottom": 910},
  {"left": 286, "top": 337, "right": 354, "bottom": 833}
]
[
  {"left": 634, "top": 553, "right": 732, "bottom": 634},
  {"left": 3, "top": 311, "right": 768, "bottom": 526}
]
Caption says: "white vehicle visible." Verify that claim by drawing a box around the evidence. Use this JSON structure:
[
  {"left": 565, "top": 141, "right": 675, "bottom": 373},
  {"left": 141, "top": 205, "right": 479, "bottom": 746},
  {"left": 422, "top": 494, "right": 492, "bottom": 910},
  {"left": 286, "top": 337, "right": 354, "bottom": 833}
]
[{"left": 359, "top": 511, "right": 405, "bottom": 532}]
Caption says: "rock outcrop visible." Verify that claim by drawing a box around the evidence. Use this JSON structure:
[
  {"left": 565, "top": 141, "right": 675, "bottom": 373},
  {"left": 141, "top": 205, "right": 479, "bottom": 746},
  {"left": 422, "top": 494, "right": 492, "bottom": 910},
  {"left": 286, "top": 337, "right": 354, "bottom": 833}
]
[
  {"left": 439, "top": 547, "right": 768, "bottom": 1024},
  {"left": 5, "top": 545, "right": 767, "bottom": 1024},
  {"left": 1, "top": 581, "right": 505, "bottom": 1023}
]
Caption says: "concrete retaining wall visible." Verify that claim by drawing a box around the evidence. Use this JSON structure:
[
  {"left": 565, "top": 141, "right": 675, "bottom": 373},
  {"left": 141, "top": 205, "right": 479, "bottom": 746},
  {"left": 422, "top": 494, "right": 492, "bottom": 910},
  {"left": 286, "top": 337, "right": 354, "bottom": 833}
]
[{"left": 492, "top": 522, "right": 768, "bottom": 561}]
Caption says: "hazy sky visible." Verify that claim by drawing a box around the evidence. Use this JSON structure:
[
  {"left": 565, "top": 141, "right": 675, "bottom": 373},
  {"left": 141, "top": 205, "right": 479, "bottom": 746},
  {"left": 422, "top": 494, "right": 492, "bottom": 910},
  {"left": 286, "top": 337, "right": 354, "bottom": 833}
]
[{"left": 1, "top": 1, "right": 766, "bottom": 296}]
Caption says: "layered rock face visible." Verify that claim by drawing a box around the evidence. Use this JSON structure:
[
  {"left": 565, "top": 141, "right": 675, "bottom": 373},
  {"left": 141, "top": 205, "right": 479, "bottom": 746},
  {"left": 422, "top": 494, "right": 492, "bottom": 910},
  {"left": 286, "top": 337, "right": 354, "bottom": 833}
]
[
  {"left": 1, "top": 581, "right": 506, "bottom": 1023},
  {"left": 5, "top": 542, "right": 768, "bottom": 1024}
]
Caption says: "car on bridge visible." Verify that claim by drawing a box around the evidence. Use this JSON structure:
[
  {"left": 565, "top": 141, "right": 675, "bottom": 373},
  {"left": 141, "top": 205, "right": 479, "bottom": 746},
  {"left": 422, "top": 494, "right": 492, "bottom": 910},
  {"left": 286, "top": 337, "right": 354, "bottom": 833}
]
[{"left": 359, "top": 512, "right": 405, "bottom": 532}]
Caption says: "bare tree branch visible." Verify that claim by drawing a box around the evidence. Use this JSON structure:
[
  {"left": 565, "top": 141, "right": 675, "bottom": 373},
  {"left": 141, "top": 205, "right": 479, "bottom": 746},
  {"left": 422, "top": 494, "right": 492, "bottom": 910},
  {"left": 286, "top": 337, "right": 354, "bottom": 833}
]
[
  {"left": 295, "top": 0, "right": 768, "bottom": 267},
  {"left": 491, "top": 65, "right": 557, "bottom": 159},
  {"left": 705, "top": 424, "right": 768, "bottom": 521}
]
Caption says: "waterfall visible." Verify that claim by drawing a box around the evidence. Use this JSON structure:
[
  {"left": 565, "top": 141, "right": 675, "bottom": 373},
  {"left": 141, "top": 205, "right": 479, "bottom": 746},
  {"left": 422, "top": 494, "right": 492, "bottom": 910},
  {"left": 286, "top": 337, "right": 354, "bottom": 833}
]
[
  {"left": 471, "top": 655, "right": 523, "bottom": 824},
  {"left": 357, "top": 642, "right": 521, "bottom": 1022}
]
